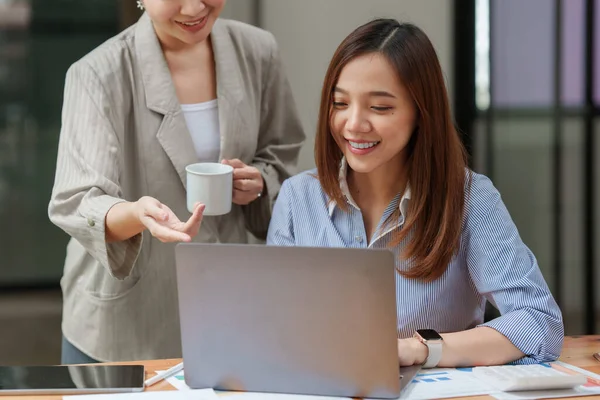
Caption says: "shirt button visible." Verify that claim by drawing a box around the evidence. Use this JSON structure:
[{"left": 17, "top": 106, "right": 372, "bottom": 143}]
[
  {"left": 87, "top": 217, "right": 95, "bottom": 227},
  {"left": 355, "top": 235, "right": 363, "bottom": 243}
]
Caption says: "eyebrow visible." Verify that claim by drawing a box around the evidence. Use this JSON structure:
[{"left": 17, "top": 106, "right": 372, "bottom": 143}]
[{"left": 334, "top": 87, "right": 397, "bottom": 99}]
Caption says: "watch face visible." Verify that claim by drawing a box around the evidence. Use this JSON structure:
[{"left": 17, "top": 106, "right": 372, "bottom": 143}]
[{"left": 417, "top": 329, "right": 443, "bottom": 341}]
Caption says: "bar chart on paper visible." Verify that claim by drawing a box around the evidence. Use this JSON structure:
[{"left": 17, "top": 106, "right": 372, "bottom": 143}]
[
  {"left": 394, "top": 368, "right": 502, "bottom": 400},
  {"left": 411, "top": 371, "right": 453, "bottom": 383}
]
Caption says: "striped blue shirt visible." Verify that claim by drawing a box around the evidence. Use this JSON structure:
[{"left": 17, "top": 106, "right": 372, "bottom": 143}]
[{"left": 266, "top": 164, "right": 564, "bottom": 364}]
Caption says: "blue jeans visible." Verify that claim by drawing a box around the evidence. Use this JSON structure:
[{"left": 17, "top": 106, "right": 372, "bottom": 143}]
[{"left": 61, "top": 335, "right": 99, "bottom": 364}]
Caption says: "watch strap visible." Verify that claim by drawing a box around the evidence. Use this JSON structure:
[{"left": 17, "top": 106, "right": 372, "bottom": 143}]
[{"left": 422, "top": 339, "right": 443, "bottom": 368}]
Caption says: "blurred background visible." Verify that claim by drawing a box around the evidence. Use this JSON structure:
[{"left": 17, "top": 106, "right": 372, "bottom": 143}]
[{"left": 0, "top": 0, "right": 597, "bottom": 365}]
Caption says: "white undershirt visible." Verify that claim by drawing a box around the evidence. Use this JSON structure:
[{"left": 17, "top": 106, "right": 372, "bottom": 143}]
[{"left": 181, "top": 99, "right": 221, "bottom": 162}]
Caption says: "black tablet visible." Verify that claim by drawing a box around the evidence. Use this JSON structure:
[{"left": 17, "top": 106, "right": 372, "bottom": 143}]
[{"left": 0, "top": 365, "right": 145, "bottom": 395}]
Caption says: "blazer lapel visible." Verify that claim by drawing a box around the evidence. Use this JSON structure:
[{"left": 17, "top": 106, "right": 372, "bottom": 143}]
[
  {"left": 134, "top": 13, "right": 197, "bottom": 189},
  {"left": 134, "top": 16, "right": 248, "bottom": 188},
  {"left": 211, "top": 20, "right": 245, "bottom": 161}
]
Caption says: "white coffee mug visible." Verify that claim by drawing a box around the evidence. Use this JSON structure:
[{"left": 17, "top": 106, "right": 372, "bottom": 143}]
[{"left": 185, "top": 163, "right": 233, "bottom": 216}]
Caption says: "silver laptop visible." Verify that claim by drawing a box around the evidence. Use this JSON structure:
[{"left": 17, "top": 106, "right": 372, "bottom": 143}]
[{"left": 175, "top": 243, "right": 420, "bottom": 399}]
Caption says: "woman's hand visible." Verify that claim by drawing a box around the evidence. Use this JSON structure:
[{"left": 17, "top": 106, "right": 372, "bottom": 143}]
[
  {"left": 136, "top": 196, "right": 204, "bottom": 242},
  {"left": 397, "top": 337, "right": 428, "bottom": 366},
  {"left": 221, "top": 159, "right": 264, "bottom": 205}
]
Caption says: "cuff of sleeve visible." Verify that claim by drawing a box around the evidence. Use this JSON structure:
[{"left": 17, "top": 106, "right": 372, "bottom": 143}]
[
  {"left": 78, "top": 195, "right": 143, "bottom": 280},
  {"left": 243, "top": 163, "right": 280, "bottom": 239},
  {"left": 480, "top": 310, "right": 563, "bottom": 364}
]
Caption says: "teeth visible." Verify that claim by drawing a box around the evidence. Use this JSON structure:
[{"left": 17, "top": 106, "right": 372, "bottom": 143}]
[
  {"left": 179, "top": 19, "right": 202, "bottom": 26},
  {"left": 349, "top": 140, "right": 380, "bottom": 149}
]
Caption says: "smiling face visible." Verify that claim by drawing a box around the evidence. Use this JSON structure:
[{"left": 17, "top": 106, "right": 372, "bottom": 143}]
[
  {"left": 330, "top": 52, "right": 418, "bottom": 177},
  {"left": 142, "top": 0, "right": 226, "bottom": 48}
]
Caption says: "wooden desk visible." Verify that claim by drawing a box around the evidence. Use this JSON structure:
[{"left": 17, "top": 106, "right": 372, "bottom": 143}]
[{"left": 5, "top": 336, "right": 600, "bottom": 400}]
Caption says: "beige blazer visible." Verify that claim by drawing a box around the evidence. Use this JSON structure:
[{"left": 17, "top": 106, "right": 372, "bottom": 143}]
[{"left": 48, "top": 13, "right": 305, "bottom": 362}]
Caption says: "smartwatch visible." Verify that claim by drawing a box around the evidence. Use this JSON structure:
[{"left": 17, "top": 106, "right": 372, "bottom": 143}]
[{"left": 414, "top": 329, "right": 443, "bottom": 368}]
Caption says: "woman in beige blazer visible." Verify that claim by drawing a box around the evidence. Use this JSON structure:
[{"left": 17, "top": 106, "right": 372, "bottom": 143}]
[{"left": 48, "top": 0, "right": 305, "bottom": 363}]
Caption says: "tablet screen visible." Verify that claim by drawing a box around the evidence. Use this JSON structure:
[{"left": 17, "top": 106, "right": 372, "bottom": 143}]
[{"left": 0, "top": 365, "right": 144, "bottom": 391}]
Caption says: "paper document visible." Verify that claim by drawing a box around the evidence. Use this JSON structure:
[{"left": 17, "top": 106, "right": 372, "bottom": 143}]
[
  {"left": 66, "top": 388, "right": 218, "bottom": 400},
  {"left": 154, "top": 369, "right": 191, "bottom": 391},
  {"left": 224, "top": 393, "right": 350, "bottom": 400},
  {"left": 163, "top": 367, "right": 496, "bottom": 399},
  {"left": 490, "top": 361, "right": 600, "bottom": 400},
  {"left": 366, "top": 367, "right": 502, "bottom": 400},
  {"left": 158, "top": 369, "right": 350, "bottom": 399},
  {"left": 159, "top": 362, "right": 599, "bottom": 400}
]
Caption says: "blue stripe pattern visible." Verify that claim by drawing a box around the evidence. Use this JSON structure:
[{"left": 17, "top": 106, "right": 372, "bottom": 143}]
[{"left": 266, "top": 168, "right": 564, "bottom": 364}]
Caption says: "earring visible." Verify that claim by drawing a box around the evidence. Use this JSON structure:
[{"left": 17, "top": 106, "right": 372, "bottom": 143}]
[{"left": 136, "top": 0, "right": 144, "bottom": 10}]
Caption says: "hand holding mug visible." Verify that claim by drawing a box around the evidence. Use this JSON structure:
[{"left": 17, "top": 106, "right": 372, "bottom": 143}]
[
  {"left": 136, "top": 196, "right": 204, "bottom": 242},
  {"left": 221, "top": 159, "right": 264, "bottom": 205}
]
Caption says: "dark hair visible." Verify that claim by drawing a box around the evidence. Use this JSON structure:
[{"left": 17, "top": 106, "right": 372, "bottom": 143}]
[{"left": 314, "top": 19, "right": 469, "bottom": 281}]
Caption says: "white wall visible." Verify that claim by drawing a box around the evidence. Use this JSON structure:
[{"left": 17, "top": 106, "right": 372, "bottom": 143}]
[{"left": 259, "top": 0, "right": 454, "bottom": 171}]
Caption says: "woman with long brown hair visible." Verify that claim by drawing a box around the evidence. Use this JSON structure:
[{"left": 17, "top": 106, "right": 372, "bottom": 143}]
[{"left": 267, "top": 19, "right": 562, "bottom": 367}]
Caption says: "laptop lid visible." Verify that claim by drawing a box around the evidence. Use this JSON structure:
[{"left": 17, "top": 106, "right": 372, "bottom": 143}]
[{"left": 175, "top": 243, "right": 415, "bottom": 398}]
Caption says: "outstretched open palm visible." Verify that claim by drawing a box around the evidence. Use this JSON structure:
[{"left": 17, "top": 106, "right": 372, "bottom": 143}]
[{"left": 137, "top": 196, "right": 204, "bottom": 243}]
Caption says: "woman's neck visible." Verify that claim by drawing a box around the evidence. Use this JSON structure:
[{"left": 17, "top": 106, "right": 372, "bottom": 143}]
[
  {"left": 154, "top": 23, "right": 210, "bottom": 54},
  {"left": 158, "top": 31, "right": 217, "bottom": 104},
  {"left": 161, "top": 35, "right": 211, "bottom": 61},
  {"left": 348, "top": 164, "right": 408, "bottom": 211},
  {"left": 348, "top": 163, "right": 407, "bottom": 242}
]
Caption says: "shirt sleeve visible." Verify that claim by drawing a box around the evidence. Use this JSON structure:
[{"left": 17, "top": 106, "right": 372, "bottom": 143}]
[
  {"left": 48, "top": 61, "right": 142, "bottom": 280},
  {"left": 464, "top": 173, "right": 564, "bottom": 363},
  {"left": 266, "top": 179, "right": 296, "bottom": 246}
]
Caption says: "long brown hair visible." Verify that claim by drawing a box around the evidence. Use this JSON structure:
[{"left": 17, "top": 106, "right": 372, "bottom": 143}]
[{"left": 314, "top": 19, "right": 470, "bottom": 281}]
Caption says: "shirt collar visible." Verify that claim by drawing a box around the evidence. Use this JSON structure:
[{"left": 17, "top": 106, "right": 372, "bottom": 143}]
[{"left": 327, "top": 157, "right": 412, "bottom": 217}]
